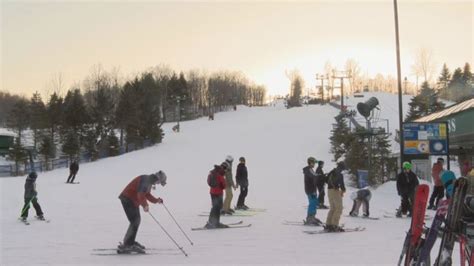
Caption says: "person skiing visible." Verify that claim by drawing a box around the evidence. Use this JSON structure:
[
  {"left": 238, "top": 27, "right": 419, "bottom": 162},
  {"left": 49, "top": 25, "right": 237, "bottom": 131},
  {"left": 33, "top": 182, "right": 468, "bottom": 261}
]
[
  {"left": 222, "top": 155, "right": 237, "bottom": 215},
  {"left": 325, "top": 161, "right": 346, "bottom": 232},
  {"left": 206, "top": 162, "right": 229, "bottom": 229},
  {"left": 20, "top": 172, "right": 45, "bottom": 222},
  {"left": 66, "top": 160, "right": 79, "bottom": 183},
  {"left": 316, "top": 160, "right": 328, "bottom": 209},
  {"left": 396, "top": 162, "right": 419, "bottom": 217},
  {"left": 349, "top": 188, "right": 372, "bottom": 217},
  {"left": 441, "top": 170, "right": 456, "bottom": 199},
  {"left": 428, "top": 158, "right": 445, "bottom": 210},
  {"left": 118, "top": 171, "right": 167, "bottom": 253},
  {"left": 235, "top": 157, "right": 249, "bottom": 210},
  {"left": 303, "top": 157, "right": 321, "bottom": 225}
]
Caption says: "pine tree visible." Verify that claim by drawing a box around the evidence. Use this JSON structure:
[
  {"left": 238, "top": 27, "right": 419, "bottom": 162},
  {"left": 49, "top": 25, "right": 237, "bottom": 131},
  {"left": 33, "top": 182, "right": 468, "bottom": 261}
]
[
  {"left": 62, "top": 130, "right": 80, "bottom": 160},
  {"left": 46, "top": 92, "right": 63, "bottom": 146},
  {"left": 437, "top": 63, "right": 451, "bottom": 99},
  {"left": 7, "top": 138, "right": 28, "bottom": 176},
  {"left": 329, "top": 113, "right": 352, "bottom": 162},
  {"left": 6, "top": 98, "right": 30, "bottom": 142},
  {"left": 344, "top": 131, "right": 367, "bottom": 185},
  {"left": 462, "top": 63, "right": 473, "bottom": 85},
  {"left": 370, "top": 129, "right": 392, "bottom": 185},
  {"left": 405, "top": 81, "right": 445, "bottom": 121},
  {"left": 38, "top": 134, "right": 55, "bottom": 170},
  {"left": 29, "top": 92, "right": 47, "bottom": 150},
  {"left": 288, "top": 76, "right": 303, "bottom": 108}
]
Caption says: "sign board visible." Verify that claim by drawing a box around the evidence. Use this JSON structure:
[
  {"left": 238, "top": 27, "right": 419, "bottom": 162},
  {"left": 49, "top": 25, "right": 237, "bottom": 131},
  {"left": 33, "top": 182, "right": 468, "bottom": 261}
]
[
  {"left": 412, "top": 159, "right": 432, "bottom": 182},
  {"left": 403, "top": 122, "right": 449, "bottom": 155}
]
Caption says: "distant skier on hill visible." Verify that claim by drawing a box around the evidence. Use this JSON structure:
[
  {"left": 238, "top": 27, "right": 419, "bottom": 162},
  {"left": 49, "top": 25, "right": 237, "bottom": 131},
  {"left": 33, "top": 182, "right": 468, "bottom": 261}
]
[
  {"left": 325, "top": 161, "right": 346, "bottom": 232},
  {"left": 206, "top": 162, "right": 229, "bottom": 229},
  {"left": 235, "top": 157, "right": 249, "bottom": 210},
  {"left": 118, "top": 171, "right": 166, "bottom": 253},
  {"left": 303, "top": 157, "right": 320, "bottom": 225},
  {"left": 316, "top": 160, "right": 328, "bottom": 209},
  {"left": 396, "top": 162, "right": 419, "bottom": 217},
  {"left": 20, "top": 172, "right": 45, "bottom": 222},
  {"left": 428, "top": 158, "right": 445, "bottom": 210},
  {"left": 66, "top": 160, "right": 79, "bottom": 183},
  {"left": 349, "top": 188, "right": 371, "bottom": 217}
]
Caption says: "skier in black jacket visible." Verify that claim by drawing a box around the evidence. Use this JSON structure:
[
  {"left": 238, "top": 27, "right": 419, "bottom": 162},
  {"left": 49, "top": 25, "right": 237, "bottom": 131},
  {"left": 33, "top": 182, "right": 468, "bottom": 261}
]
[
  {"left": 303, "top": 157, "right": 321, "bottom": 225},
  {"left": 316, "top": 161, "right": 328, "bottom": 209},
  {"left": 67, "top": 160, "right": 79, "bottom": 183},
  {"left": 20, "top": 172, "right": 45, "bottom": 222},
  {"left": 396, "top": 162, "right": 419, "bottom": 217},
  {"left": 235, "top": 157, "right": 249, "bottom": 210}
]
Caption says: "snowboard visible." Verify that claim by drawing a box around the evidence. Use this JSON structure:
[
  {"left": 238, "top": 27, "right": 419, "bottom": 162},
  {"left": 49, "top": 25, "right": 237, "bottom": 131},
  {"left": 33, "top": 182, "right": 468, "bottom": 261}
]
[
  {"left": 398, "top": 184, "right": 430, "bottom": 266},
  {"left": 435, "top": 177, "right": 469, "bottom": 266},
  {"left": 416, "top": 199, "right": 450, "bottom": 266},
  {"left": 303, "top": 226, "right": 365, "bottom": 234}
]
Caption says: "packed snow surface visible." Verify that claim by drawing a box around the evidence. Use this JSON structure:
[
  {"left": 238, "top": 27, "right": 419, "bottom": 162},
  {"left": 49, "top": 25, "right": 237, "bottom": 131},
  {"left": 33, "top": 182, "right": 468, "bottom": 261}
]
[{"left": 0, "top": 92, "right": 460, "bottom": 265}]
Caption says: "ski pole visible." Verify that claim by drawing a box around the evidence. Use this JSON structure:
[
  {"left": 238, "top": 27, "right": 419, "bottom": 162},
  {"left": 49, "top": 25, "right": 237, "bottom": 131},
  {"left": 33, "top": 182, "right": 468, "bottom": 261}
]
[
  {"left": 148, "top": 212, "right": 188, "bottom": 257},
  {"left": 162, "top": 203, "right": 194, "bottom": 245},
  {"left": 20, "top": 195, "right": 36, "bottom": 218}
]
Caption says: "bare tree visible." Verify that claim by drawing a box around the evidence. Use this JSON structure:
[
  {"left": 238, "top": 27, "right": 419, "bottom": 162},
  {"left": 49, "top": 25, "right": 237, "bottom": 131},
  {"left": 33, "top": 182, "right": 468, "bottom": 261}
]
[
  {"left": 412, "top": 47, "right": 437, "bottom": 87},
  {"left": 324, "top": 61, "right": 335, "bottom": 99},
  {"left": 345, "top": 58, "right": 361, "bottom": 94},
  {"left": 44, "top": 72, "right": 65, "bottom": 98}
]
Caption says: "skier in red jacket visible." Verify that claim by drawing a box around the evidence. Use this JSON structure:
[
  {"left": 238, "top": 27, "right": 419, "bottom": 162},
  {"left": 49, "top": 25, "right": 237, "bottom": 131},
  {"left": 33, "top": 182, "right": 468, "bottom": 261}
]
[
  {"left": 118, "top": 171, "right": 167, "bottom": 252},
  {"left": 206, "top": 162, "right": 228, "bottom": 229}
]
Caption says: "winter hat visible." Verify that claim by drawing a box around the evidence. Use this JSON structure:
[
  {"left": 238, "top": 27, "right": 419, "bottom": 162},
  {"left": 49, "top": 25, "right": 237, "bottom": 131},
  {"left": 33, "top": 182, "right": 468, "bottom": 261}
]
[
  {"left": 156, "top": 171, "right": 167, "bottom": 186},
  {"left": 28, "top": 172, "right": 38, "bottom": 179},
  {"left": 221, "top": 161, "right": 230, "bottom": 170},
  {"left": 307, "top": 157, "right": 317, "bottom": 165},
  {"left": 239, "top": 157, "right": 245, "bottom": 162},
  {"left": 225, "top": 155, "right": 234, "bottom": 163},
  {"left": 402, "top": 161, "right": 412, "bottom": 170},
  {"left": 318, "top": 160, "right": 324, "bottom": 166}
]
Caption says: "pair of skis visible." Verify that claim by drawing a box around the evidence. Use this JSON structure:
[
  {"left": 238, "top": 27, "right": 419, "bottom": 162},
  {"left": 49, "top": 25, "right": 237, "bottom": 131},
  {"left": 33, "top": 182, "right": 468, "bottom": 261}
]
[{"left": 191, "top": 220, "right": 252, "bottom": 231}]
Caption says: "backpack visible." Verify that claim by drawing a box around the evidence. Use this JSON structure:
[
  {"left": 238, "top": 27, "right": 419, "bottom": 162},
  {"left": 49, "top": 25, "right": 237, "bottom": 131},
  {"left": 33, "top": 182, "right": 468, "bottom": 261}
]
[
  {"left": 207, "top": 170, "right": 219, "bottom": 188},
  {"left": 326, "top": 169, "right": 337, "bottom": 187}
]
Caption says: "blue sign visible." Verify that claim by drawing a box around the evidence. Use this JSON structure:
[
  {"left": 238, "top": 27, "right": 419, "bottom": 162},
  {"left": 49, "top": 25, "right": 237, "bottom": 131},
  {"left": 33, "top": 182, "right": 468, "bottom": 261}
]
[{"left": 403, "top": 122, "right": 448, "bottom": 155}]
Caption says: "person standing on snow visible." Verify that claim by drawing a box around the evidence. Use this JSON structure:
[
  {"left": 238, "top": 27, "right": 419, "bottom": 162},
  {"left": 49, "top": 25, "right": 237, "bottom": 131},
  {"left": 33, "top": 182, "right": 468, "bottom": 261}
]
[
  {"left": 118, "top": 171, "right": 167, "bottom": 252},
  {"left": 428, "top": 158, "right": 445, "bottom": 210},
  {"left": 206, "top": 162, "right": 229, "bottom": 229},
  {"left": 316, "top": 160, "right": 328, "bottom": 209},
  {"left": 396, "top": 162, "right": 419, "bottom": 217},
  {"left": 303, "top": 157, "right": 321, "bottom": 225},
  {"left": 325, "top": 161, "right": 346, "bottom": 232},
  {"left": 66, "top": 160, "right": 79, "bottom": 183},
  {"left": 20, "top": 172, "right": 45, "bottom": 222},
  {"left": 349, "top": 188, "right": 372, "bottom": 217},
  {"left": 222, "top": 155, "right": 237, "bottom": 215},
  {"left": 441, "top": 170, "right": 457, "bottom": 199},
  {"left": 235, "top": 157, "right": 249, "bottom": 210}
]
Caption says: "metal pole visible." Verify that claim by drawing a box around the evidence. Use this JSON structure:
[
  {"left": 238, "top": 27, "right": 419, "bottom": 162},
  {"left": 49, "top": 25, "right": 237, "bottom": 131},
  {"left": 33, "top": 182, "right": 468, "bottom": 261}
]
[
  {"left": 148, "top": 212, "right": 188, "bottom": 257},
  {"left": 162, "top": 203, "right": 194, "bottom": 245},
  {"left": 394, "top": 0, "right": 404, "bottom": 169}
]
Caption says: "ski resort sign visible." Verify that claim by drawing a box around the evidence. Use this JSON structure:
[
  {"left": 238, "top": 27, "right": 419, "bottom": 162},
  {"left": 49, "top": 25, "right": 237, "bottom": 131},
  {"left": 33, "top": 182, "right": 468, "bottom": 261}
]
[{"left": 402, "top": 122, "right": 449, "bottom": 155}]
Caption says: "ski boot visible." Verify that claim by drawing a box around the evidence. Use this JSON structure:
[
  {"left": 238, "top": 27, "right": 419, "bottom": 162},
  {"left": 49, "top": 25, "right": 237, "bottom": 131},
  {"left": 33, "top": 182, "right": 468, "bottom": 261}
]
[
  {"left": 205, "top": 221, "right": 217, "bottom": 229},
  {"left": 36, "top": 215, "right": 46, "bottom": 221},
  {"left": 134, "top": 241, "right": 146, "bottom": 250},
  {"left": 217, "top": 223, "right": 230, "bottom": 228},
  {"left": 117, "top": 243, "right": 145, "bottom": 254},
  {"left": 319, "top": 204, "right": 329, "bottom": 209}
]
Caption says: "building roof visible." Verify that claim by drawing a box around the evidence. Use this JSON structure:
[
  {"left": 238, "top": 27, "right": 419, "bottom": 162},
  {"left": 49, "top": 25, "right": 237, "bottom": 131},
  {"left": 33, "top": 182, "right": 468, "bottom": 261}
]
[{"left": 415, "top": 98, "right": 474, "bottom": 122}]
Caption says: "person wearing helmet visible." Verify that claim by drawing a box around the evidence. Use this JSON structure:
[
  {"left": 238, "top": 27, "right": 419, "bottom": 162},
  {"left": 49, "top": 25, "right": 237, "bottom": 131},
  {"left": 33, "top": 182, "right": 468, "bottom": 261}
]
[
  {"left": 206, "top": 162, "right": 228, "bottom": 229},
  {"left": 222, "top": 155, "right": 237, "bottom": 215},
  {"left": 349, "top": 188, "right": 372, "bottom": 217},
  {"left": 316, "top": 160, "right": 328, "bottom": 209},
  {"left": 396, "top": 162, "right": 419, "bottom": 217},
  {"left": 235, "top": 157, "right": 249, "bottom": 210},
  {"left": 428, "top": 158, "right": 445, "bottom": 210},
  {"left": 118, "top": 171, "right": 166, "bottom": 253},
  {"left": 20, "top": 172, "right": 45, "bottom": 223},
  {"left": 303, "top": 157, "right": 322, "bottom": 225},
  {"left": 325, "top": 161, "right": 347, "bottom": 232}
]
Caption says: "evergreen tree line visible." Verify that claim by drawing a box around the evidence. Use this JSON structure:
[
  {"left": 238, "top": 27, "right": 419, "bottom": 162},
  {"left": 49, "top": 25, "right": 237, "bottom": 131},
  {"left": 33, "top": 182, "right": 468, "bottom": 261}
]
[
  {"left": 436, "top": 62, "right": 473, "bottom": 103},
  {"left": 329, "top": 112, "right": 394, "bottom": 186},
  {"left": 2, "top": 67, "right": 266, "bottom": 175}
]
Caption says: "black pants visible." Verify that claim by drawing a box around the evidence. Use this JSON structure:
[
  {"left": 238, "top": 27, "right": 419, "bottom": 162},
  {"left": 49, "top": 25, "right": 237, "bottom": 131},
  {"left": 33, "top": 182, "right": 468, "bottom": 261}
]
[
  {"left": 67, "top": 171, "right": 77, "bottom": 183},
  {"left": 317, "top": 183, "right": 326, "bottom": 205},
  {"left": 21, "top": 197, "right": 43, "bottom": 218},
  {"left": 209, "top": 194, "right": 223, "bottom": 226},
  {"left": 429, "top": 185, "right": 445, "bottom": 207},
  {"left": 120, "top": 196, "right": 141, "bottom": 246},
  {"left": 400, "top": 193, "right": 415, "bottom": 215},
  {"left": 350, "top": 199, "right": 370, "bottom": 216},
  {"left": 237, "top": 185, "right": 248, "bottom": 207}
]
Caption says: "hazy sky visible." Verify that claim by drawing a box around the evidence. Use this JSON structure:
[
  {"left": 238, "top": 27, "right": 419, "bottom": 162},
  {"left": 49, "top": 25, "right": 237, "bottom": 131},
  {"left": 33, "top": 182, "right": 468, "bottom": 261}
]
[{"left": 1, "top": 0, "right": 473, "bottom": 97}]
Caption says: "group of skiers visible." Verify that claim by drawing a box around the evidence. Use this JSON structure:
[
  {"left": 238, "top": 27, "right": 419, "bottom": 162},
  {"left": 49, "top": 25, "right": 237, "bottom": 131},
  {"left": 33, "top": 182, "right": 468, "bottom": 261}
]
[
  {"left": 303, "top": 157, "right": 363, "bottom": 232},
  {"left": 206, "top": 155, "right": 249, "bottom": 229}
]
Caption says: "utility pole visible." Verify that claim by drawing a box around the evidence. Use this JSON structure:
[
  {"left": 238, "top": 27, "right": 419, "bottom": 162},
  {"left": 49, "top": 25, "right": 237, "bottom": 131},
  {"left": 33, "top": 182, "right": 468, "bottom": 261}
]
[
  {"left": 332, "top": 70, "right": 351, "bottom": 111},
  {"left": 315, "top": 74, "right": 327, "bottom": 102},
  {"left": 394, "top": 0, "right": 404, "bottom": 169}
]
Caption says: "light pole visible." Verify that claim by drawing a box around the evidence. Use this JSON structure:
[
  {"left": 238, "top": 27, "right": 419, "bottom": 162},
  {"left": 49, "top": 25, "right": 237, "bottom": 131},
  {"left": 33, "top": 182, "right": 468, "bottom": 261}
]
[{"left": 394, "top": 0, "right": 404, "bottom": 169}]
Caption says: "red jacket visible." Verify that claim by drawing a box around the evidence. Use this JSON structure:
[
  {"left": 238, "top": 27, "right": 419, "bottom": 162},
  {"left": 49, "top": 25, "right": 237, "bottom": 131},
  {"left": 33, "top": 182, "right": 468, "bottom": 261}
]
[
  {"left": 431, "top": 163, "right": 443, "bottom": 186},
  {"left": 120, "top": 175, "right": 159, "bottom": 208},
  {"left": 210, "top": 170, "right": 226, "bottom": 196}
]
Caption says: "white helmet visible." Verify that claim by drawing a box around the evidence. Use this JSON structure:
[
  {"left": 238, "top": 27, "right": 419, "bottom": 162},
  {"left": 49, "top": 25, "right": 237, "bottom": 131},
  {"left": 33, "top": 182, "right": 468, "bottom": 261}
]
[
  {"left": 155, "top": 171, "right": 167, "bottom": 186},
  {"left": 225, "top": 155, "right": 234, "bottom": 163}
]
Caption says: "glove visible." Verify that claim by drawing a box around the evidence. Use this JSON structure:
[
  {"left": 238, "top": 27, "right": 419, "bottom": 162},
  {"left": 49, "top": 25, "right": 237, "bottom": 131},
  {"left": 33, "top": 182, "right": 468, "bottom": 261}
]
[
  {"left": 143, "top": 205, "right": 149, "bottom": 212},
  {"left": 157, "top": 198, "right": 163, "bottom": 204}
]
